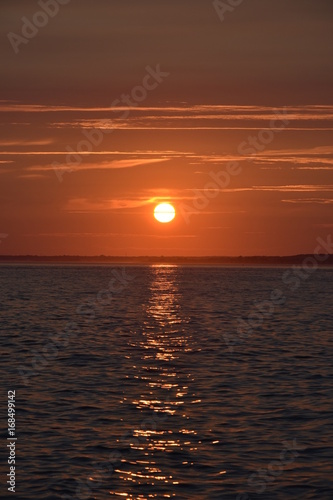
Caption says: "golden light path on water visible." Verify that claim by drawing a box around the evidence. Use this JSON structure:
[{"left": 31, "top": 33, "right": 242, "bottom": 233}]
[{"left": 111, "top": 265, "right": 203, "bottom": 498}]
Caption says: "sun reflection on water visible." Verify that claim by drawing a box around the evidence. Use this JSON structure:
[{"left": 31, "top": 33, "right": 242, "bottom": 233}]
[{"left": 112, "top": 265, "right": 198, "bottom": 497}]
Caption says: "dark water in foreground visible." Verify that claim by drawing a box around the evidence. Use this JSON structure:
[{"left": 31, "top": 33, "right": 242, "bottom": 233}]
[{"left": 0, "top": 265, "right": 332, "bottom": 500}]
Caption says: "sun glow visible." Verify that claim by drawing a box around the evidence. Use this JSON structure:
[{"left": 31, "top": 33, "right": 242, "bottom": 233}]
[{"left": 154, "top": 203, "right": 176, "bottom": 223}]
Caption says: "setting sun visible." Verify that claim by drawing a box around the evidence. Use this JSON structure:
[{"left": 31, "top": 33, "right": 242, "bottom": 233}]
[{"left": 154, "top": 203, "right": 176, "bottom": 223}]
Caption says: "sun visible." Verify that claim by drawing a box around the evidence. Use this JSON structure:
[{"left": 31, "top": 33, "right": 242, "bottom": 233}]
[{"left": 154, "top": 203, "right": 176, "bottom": 223}]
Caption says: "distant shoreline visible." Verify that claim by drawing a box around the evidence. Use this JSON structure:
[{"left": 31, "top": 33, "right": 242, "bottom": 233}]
[{"left": 0, "top": 255, "right": 332, "bottom": 266}]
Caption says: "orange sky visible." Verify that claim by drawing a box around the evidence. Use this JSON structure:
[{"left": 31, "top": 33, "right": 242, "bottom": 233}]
[{"left": 1, "top": 0, "right": 333, "bottom": 256}]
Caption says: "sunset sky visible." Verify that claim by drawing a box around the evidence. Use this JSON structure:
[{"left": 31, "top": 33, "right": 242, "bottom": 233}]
[{"left": 1, "top": 0, "right": 333, "bottom": 256}]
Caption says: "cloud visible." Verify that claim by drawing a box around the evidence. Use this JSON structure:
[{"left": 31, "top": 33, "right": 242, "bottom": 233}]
[
  {"left": 182, "top": 185, "right": 333, "bottom": 194},
  {"left": 282, "top": 198, "right": 333, "bottom": 204},
  {"left": 1, "top": 103, "right": 333, "bottom": 134},
  {"left": 251, "top": 185, "right": 333, "bottom": 192},
  {"left": 38, "top": 104, "right": 333, "bottom": 132},
  {"left": 1, "top": 103, "right": 333, "bottom": 114},
  {"left": 65, "top": 197, "right": 155, "bottom": 213},
  {"left": 0, "top": 157, "right": 171, "bottom": 177},
  {"left": 0, "top": 139, "right": 54, "bottom": 147},
  {"left": 25, "top": 232, "right": 197, "bottom": 239},
  {"left": 26, "top": 158, "right": 168, "bottom": 178},
  {"left": 254, "top": 145, "right": 333, "bottom": 166}
]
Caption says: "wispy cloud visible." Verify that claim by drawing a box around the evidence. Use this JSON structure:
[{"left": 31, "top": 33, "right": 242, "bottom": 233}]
[
  {"left": 282, "top": 198, "right": 333, "bottom": 204},
  {"left": 65, "top": 197, "right": 155, "bottom": 212},
  {"left": 0, "top": 150, "right": 187, "bottom": 157},
  {"left": 1, "top": 103, "right": 333, "bottom": 115},
  {"left": 42, "top": 103, "right": 333, "bottom": 132},
  {"left": 24, "top": 232, "right": 197, "bottom": 239},
  {"left": 244, "top": 145, "right": 333, "bottom": 168},
  {"left": 0, "top": 139, "right": 54, "bottom": 147},
  {"left": 1, "top": 103, "right": 333, "bottom": 134},
  {"left": 30, "top": 158, "right": 169, "bottom": 173}
]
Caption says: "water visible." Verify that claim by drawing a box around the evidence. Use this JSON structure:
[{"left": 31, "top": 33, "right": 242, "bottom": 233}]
[{"left": 1, "top": 265, "right": 332, "bottom": 500}]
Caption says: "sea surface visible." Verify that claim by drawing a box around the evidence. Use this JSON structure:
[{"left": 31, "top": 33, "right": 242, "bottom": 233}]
[{"left": 1, "top": 265, "right": 333, "bottom": 500}]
